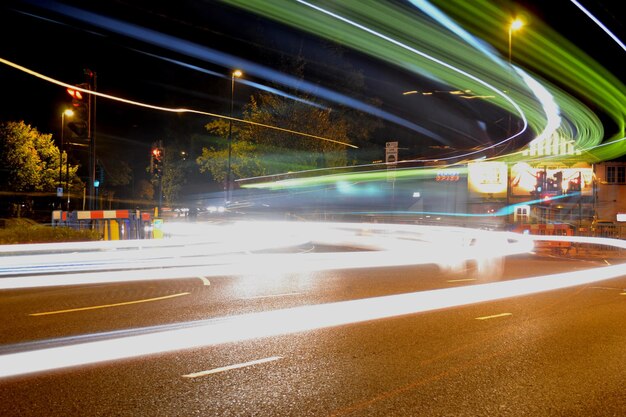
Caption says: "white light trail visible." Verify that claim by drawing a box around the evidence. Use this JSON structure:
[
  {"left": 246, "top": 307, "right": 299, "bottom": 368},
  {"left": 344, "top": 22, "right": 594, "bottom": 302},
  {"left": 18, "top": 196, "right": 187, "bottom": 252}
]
[
  {"left": 516, "top": 68, "right": 562, "bottom": 144},
  {"left": 0, "top": 57, "right": 356, "bottom": 148},
  {"left": 0, "top": 222, "right": 624, "bottom": 379},
  {"left": 570, "top": 0, "right": 626, "bottom": 51},
  {"left": 0, "top": 222, "right": 532, "bottom": 290},
  {"left": 296, "top": 0, "right": 529, "bottom": 153},
  {"left": 1, "top": 250, "right": 626, "bottom": 379}
]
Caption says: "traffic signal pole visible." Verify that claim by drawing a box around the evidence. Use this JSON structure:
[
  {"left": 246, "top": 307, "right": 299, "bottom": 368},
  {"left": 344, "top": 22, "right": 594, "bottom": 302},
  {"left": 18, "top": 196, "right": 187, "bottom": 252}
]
[
  {"left": 87, "top": 69, "right": 97, "bottom": 210},
  {"left": 151, "top": 142, "right": 163, "bottom": 217}
]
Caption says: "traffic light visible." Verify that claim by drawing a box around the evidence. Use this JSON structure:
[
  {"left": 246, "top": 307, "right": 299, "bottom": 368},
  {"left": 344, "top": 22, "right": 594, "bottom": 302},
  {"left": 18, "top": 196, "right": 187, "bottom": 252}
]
[
  {"left": 95, "top": 161, "right": 105, "bottom": 186},
  {"left": 66, "top": 84, "right": 89, "bottom": 139},
  {"left": 151, "top": 146, "right": 163, "bottom": 178},
  {"left": 568, "top": 171, "right": 582, "bottom": 192}
]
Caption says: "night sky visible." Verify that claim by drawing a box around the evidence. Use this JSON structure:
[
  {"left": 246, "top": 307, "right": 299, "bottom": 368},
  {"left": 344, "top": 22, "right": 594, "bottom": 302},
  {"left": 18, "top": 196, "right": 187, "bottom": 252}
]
[{"left": 1, "top": 0, "right": 624, "bottom": 185}]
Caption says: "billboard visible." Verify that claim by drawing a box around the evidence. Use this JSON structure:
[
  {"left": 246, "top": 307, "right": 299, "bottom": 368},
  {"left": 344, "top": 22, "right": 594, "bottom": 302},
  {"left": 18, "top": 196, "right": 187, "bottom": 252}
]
[
  {"left": 468, "top": 161, "right": 508, "bottom": 197},
  {"left": 510, "top": 163, "right": 592, "bottom": 196}
]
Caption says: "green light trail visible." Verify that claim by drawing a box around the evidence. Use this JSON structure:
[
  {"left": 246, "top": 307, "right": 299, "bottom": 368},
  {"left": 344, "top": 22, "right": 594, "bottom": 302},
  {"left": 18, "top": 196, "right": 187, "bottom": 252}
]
[{"left": 223, "top": 0, "right": 625, "bottom": 166}]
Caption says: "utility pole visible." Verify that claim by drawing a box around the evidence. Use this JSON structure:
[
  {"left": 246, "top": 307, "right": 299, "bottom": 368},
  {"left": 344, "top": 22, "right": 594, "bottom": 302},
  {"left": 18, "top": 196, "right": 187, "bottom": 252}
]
[{"left": 85, "top": 69, "right": 97, "bottom": 210}]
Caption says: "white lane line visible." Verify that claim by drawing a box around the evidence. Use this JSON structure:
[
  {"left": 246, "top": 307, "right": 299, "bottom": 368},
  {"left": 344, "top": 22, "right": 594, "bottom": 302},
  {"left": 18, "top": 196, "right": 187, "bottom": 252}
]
[
  {"left": 447, "top": 278, "right": 477, "bottom": 283},
  {"left": 604, "top": 259, "right": 611, "bottom": 265},
  {"left": 30, "top": 292, "right": 190, "bottom": 316},
  {"left": 182, "top": 356, "right": 282, "bottom": 378},
  {"left": 475, "top": 312, "right": 512, "bottom": 321},
  {"left": 243, "top": 292, "right": 302, "bottom": 300},
  {"left": 198, "top": 276, "right": 211, "bottom": 286}
]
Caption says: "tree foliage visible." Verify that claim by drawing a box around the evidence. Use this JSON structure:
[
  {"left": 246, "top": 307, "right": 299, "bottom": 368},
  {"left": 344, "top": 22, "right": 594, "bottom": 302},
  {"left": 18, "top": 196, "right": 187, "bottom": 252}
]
[
  {"left": 196, "top": 47, "right": 382, "bottom": 184},
  {"left": 147, "top": 144, "right": 190, "bottom": 206},
  {"left": 197, "top": 93, "right": 355, "bottom": 183},
  {"left": 97, "top": 158, "right": 132, "bottom": 209},
  {"left": 160, "top": 147, "right": 188, "bottom": 206},
  {"left": 0, "top": 120, "right": 82, "bottom": 192}
]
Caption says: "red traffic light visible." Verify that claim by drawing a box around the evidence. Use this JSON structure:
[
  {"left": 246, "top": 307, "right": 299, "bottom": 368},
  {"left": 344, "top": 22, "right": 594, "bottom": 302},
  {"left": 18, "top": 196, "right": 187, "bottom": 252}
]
[{"left": 66, "top": 88, "right": 83, "bottom": 100}]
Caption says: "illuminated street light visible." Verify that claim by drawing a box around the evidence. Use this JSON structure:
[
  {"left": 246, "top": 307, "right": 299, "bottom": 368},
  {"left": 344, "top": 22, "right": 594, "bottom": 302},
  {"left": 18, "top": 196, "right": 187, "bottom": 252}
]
[
  {"left": 226, "top": 69, "right": 243, "bottom": 204},
  {"left": 59, "top": 109, "right": 74, "bottom": 209},
  {"left": 508, "top": 18, "right": 524, "bottom": 64}
]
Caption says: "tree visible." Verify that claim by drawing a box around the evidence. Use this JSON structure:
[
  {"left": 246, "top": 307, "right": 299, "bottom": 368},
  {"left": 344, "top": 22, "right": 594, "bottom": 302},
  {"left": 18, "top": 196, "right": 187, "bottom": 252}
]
[
  {"left": 0, "top": 120, "right": 82, "bottom": 192},
  {"left": 160, "top": 146, "right": 188, "bottom": 207},
  {"left": 146, "top": 144, "right": 191, "bottom": 207},
  {"left": 97, "top": 158, "right": 132, "bottom": 209},
  {"left": 196, "top": 47, "right": 382, "bottom": 184},
  {"left": 197, "top": 93, "right": 354, "bottom": 183},
  {"left": 136, "top": 179, "right": 155, "bottom": 201},
  {"left": 196, "top": 123, "right": 266, "bottom": 184}
]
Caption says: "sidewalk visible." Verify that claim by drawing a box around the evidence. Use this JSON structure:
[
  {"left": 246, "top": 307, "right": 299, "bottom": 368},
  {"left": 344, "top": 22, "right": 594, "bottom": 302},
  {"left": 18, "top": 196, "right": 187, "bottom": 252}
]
[{"left": 535, "top": 245, "right": 626, "bottom": 260}]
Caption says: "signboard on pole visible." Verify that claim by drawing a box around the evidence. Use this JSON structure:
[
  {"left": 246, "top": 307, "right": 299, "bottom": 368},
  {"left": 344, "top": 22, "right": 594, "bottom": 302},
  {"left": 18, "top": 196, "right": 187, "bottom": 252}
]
[
  {"left": 385, "top": 141, "right": 398, "bottom": 165},
  {"left": 386, "top": 141, "right": 398, "bottom": 182}
]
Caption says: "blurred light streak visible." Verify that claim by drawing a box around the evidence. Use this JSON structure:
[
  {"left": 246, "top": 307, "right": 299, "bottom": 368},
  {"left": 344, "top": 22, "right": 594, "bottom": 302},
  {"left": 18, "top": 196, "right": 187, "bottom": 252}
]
[
  {"left": 1, "top": 232, "right": 625, "bottom": 379},
  {"left": 0, "top": 221, "right": 315, "bottom": 275},
  {"left": 223, "top": 0, "right": 612, "bottom": 166},
  {"left": 515, "top": 68, "right": 561, "bottom": 145},
  {"left": 226, "top": 0, "right": 552, "bottom": 161},
  {"left": 242, "top": 165, "right": 455, "bottom": 190},
  {"left": 408, "top": 0, "right": 506, "bottom": 68},
  {"left": 427, "top": 0, "right": 626, "bottom": 162},
  {"left": 292, "top": 0, "right": 528, "bottom": 141},
  {"left": 570, "top": 0, "right": 626, "bottom": 51},
  {"left": 19, "top": 0, "right": 441, "bottom": 142},
  {"left": 0, "top": 56, "right": 355, "bottom": 148},
  {"left": 136, "top": 51, "right": 327, "bottom": 109},
  {"left": 0, "top": 222, "right": 531, "bottom": 290}
]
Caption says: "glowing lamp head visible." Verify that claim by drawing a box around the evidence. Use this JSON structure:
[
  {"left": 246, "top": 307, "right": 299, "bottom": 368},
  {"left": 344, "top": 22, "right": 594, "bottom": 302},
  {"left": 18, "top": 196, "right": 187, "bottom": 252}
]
[
  {"left": 232, "top": 69, "right": 243, "bottom": 78},
  {"left": 510, "top": 19, "right": 524, "bottom": 32},
  {"left": 63, "top": 109, "right": 74, "bottom": 117}
]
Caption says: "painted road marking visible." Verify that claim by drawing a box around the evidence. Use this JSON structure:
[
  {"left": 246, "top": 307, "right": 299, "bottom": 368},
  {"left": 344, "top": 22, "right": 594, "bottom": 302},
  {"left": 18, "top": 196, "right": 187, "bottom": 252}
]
[
  {"left": 590, "top": 286, "right": 623, "bottom": 291},
  {"left": 198, "top": 276, "right": 211, "bottom": 286},
  {"left": 475, "top": 312, "right": 512, "bottom": 321},
  {"left": 182, "top": 356, "right": 282, "bottom": 378},
  {"left": 243, "top": 292, "right": 302, "bottom": 300},
  {"left": 30, "top": 292, "right": 190, "bottom": 316},
  {"left": 447, "top": 278, "right": 477, "bottom": 283}
]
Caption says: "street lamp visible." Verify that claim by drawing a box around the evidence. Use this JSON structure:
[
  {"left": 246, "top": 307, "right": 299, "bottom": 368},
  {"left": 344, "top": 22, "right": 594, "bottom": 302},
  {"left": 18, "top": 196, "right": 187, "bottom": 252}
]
[
  {"left": 226, "top": 69, "right": 243, "bottom": 204},
  {"left": 59, "top": 109, "right": 74, "bottom": 209},
  {"left": 508, "top": 18, "right": 524, "bottom": 64},
  {"left": 506, "top": 18, "right": 524, "bottom": 225}
]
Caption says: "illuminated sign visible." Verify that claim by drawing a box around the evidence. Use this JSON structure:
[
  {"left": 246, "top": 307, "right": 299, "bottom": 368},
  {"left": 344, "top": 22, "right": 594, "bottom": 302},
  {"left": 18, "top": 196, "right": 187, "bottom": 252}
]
[
  {"left": 436, "top": 171, "right": 460, "bottom": 181},
  {"left": 468, "top": 162, "right": 507, "bottom": 197},
  {"left": 510, "top": 163, "right": 592, "bottom": 196}
]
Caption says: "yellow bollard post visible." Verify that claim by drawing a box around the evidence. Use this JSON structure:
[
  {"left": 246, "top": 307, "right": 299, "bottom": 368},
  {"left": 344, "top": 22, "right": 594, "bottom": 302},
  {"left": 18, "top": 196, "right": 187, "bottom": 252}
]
[{"left": 152, "top": 218, "right": 164, "bottom": 239}]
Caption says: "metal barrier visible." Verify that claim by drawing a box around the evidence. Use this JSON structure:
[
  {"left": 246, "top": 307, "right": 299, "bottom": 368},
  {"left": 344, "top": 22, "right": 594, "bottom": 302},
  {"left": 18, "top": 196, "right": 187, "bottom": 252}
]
[
  {"left": 52, "top": 210, "right": 155, "bottom": 240},
  {"left": 512, "top": 223, "right": 574, "bottom": 255}
]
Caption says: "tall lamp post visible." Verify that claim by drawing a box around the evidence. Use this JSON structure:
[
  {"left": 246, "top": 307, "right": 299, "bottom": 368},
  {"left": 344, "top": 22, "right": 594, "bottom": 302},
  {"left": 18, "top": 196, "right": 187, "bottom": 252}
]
[
  {"left": 226, "top": 69, "right": 243, "bottom": 205},
  {"left": 506, "top": 18, "right": 524, "bottom": 136},
  {"left": 506, "top": 18, "right": 524, "bottom": 225},
  {"left": 59, "top": 109, "right": 74, "bottom": 209},
  {"left": 508, "top": 18, "right": 524, "bottom": 64}
]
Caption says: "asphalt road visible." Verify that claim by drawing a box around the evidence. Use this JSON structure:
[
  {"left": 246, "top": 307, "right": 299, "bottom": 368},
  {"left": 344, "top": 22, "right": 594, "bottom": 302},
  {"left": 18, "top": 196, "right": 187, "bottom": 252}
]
[{"left": 0, "top": 252, "right": 625, "bottom": 416}]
